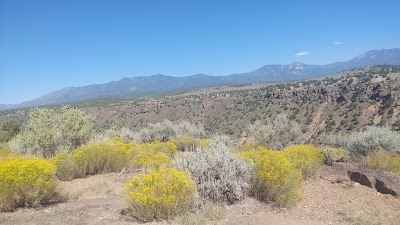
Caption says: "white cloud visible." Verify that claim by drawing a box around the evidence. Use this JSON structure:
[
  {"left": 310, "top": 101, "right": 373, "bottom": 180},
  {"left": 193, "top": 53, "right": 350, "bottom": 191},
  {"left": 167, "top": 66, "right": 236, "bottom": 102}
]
[
  {"left": 295, "top": 51, "right": 310, "bottom": 56},
  {"left": 333, "top": 41, "right": 344, "bottom": 45}
]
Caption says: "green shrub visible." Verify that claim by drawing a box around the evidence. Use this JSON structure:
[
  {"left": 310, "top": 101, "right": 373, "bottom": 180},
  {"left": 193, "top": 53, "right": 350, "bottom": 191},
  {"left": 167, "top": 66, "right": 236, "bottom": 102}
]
[
  {"left": 284, "top": 145, "right": 325, "bottom": 179},
  {"left": 10, "top": 106, "right": 94, "bottom": 158},
  {"left": 0, "top": 120, "right": 20, "bottom": 143},
  {"left": 366, "top": 151, "right": 390, "bottom": 169},
  {"left": 0, "top": 157, "right": 60, "bottom": 211},
  {"left": 388, "top": 155, "right": 400, "bottom": 172},
  {"left": 173, "top": 142, "right": 253, "bottom": 204},
  {"left": 319, "top": 146, "right": 346, "bottom": 165},
  {"left": 240, "top": 146, "right": 303, "bottom": 207},
  {"left": 123, "top": 168, "right": 196, "bottom": 221}
]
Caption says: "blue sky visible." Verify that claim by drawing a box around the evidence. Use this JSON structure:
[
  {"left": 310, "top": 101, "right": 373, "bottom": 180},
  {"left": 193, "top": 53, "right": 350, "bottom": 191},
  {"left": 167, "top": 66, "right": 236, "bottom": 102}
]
[{"left": 1, "top": 0, "right": 399, "bottom": 104}]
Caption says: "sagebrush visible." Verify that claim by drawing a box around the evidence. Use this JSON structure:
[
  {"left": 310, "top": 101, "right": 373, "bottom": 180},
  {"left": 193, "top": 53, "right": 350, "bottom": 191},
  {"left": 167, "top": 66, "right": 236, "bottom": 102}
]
[
  {"left": 133, "top": 120, "right": 205, "bottom": 143},
  {"left": 326, "top": 127, "right": 400, "bottom": 156},
  {"left": 173, "top": 141, "right": 253, "bottom": 204},
  {"left": 244, "top": 114, "right": 301, "bottom": 149}
]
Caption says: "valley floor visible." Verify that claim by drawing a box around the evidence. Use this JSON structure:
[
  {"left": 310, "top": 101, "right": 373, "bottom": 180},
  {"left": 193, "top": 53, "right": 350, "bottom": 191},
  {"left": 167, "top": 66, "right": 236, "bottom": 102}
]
[{"left": 1, "top": 165, "right": 399, "bottom": 225}]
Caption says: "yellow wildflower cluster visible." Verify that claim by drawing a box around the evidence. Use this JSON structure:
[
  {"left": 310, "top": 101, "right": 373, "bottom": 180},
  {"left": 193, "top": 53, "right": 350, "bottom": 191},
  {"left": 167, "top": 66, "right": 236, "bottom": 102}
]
[
  {"left": 123, "top": 167, "right": 196, "bottom": 221},
  {"left": 171, "top": 136, "right": 209, "bottom": 151},
  {"left": 240, "top": 146, "right": 303, "bottom": 207},
  {"left": 0, "top": 157, "right": 56, "bottom": 211},
  {"left": 284, "top": 145, "right": 325, "bottom": 178},
  {"left": 131, "top": 141, "right": 177, "bottom": 170}
]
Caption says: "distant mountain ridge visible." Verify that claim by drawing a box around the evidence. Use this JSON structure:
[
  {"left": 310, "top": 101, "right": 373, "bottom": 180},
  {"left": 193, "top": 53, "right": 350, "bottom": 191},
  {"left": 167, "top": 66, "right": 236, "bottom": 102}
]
[{"left": 2, "top": 48, "right": 400, "bottom": 110}]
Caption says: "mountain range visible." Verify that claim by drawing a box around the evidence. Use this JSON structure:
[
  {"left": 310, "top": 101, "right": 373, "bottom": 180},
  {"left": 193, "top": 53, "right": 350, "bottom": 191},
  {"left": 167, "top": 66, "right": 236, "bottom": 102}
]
[{"left": 1, "top": 48, "right": 400, "bottom": 110}]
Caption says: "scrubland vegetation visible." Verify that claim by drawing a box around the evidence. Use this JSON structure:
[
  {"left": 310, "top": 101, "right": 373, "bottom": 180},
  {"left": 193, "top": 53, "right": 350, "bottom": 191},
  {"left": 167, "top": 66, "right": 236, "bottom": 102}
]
[{"left": 1, "top": 101, "right": 400, "bottom": 224}]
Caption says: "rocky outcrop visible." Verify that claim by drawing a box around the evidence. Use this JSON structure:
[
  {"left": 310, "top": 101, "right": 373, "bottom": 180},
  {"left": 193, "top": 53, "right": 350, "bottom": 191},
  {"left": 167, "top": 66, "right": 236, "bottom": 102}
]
[
  {"left": 344, "top": 164, "right": 399, "bottom": 197},
  {"left": 348, "top": 171, "right": 373, "bottom": 188},
  {"left": 375, "top": 179, "right": 397, "bottom": 196}
]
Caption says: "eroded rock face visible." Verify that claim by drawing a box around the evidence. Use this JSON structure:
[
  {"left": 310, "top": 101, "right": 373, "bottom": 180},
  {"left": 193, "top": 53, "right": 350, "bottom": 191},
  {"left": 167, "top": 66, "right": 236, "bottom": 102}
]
[
  {"left": 348, "top": 171, "right": 373, "bottom": 188},
  {"left": 375, "top": 178, "right": 398, "bottom": 197},
  {"left": 346, "top": 166, "right": 399, "bottom": 197}
]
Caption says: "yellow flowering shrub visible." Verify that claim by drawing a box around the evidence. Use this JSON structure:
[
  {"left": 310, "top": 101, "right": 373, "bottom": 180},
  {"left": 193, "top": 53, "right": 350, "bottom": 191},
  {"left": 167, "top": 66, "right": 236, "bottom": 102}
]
[
  {"left": 50, "top": 151, "right": 78, "bottom": 181},
  {"left": 73, "top": 137, "right": 133, "bottom": 177},
  {"left": 0, "top": 157, "right": 57, "bottom": 211},
  {"left": 132, "top": 140, "right": 177, "bottom": 157},
  {"left": 388, "top": 155, "right": 400, "bottom": 172},
  {"left": 51, "top": 137, "right": 134, "bottom": 180},
  {"left": 284, "top": 145, "right": 325, "bottom": 179},
  {"left": 0, "top": 145, "right": 16, "bottom": 160},
  {"left": 366, "top": 151, "right": 390, "bottom": 169},
  {"left": 319, "top": 146, "right": 346, "bottom": 165},
  {"left": 123, "top": 168, "right": 196, "bottom": 221},
  {"left": 240, "top": 146, "right": 303, "bottom": 207},
  {"left": 172, "top": 136, "right": 209, "bottom": 151},
  {"left": 131, "top": 151, "right": 170, "bottom": 169},
  {"left": 131, "top": 141, "right": 177, "bottom": 170}
]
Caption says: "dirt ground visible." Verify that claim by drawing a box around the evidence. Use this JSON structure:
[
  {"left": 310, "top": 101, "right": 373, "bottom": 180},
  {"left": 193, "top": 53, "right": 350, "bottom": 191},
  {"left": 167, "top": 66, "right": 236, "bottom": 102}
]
[{"left": 1, "top": 165, "right": 399, "bottom": 225}]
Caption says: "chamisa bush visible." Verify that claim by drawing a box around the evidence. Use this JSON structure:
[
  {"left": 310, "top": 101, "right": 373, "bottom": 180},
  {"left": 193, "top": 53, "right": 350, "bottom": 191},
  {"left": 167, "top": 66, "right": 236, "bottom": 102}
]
[
  {"left": 388, "top": 155, "right": 400, "bottom": 172},
  {"left": 173, "top": 141, "right": 253, "bottom": 204},
  {"left": 284, "top": 145, "right": 325, "bottom": 179},
  {"left": 366, "top": 151, "right": 391, "bottom": 169},
  {"left": 50, "top": 151, "right": 78, "bottom": 181},
  {"left": 0, "top": 145, "right": 17, "bottom": 159},
  {"left": 326, "top": 127, "right": 400, "bottom": 157},
  {"left": 131, "top": 141, "right": 177, "bottom": 170},
  {"left": 240, "top": 146, "right": 303, "bottom": 207},
  {"left": 51, "top": 137, "right": 133, "bottom": 180},
  {"left": 122, "top": 168, "right": 196, "bottom": 221},
  {"left": 319, "top": 146, "right": 346, "bottom": 165},
  {"left": 0, "top": 157, "right": 61, "bottom": 211}
]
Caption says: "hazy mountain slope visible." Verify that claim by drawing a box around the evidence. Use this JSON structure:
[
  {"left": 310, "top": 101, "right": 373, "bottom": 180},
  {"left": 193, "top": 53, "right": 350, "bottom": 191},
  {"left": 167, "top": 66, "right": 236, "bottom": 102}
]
[
  {"left": 3, "top": 48, "right": 400, "bottom": 110},
  {"left": 2, "top": 66, "right": 399, "bottom": 142},
  {"left": 16, "top": 74, "right": 228, "bottom": 108},
  {"left": 81, "top": 65, "right": 400, "bottom": 143}
]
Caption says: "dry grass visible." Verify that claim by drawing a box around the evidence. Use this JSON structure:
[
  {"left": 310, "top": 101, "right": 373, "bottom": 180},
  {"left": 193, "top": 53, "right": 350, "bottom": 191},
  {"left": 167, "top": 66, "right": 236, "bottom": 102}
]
[{"left": 180, "top": 203, "right": 227, "bottom": 225}]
